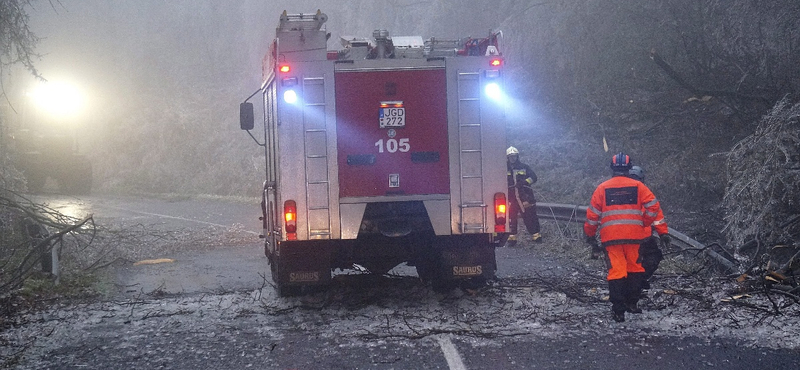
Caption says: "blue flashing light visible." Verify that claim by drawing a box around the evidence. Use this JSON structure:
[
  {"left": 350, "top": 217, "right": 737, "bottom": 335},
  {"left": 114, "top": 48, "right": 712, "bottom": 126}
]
[
  {"left": 484, "top": 82, "right": 502, "bottom": 101},
  {"left": 283, "top": 89, "right": 298, "bottom": 104}
]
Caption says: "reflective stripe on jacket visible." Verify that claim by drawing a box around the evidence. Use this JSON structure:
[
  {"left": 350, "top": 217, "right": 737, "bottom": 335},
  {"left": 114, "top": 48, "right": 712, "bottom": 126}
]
[
  {"left": 507, "top": 162, "right": 537, "bottom": 188},
  {"left": 584, "top": 175, "right": 664, "bottom": 247},
  {"left": 649, "top": 207, "right": 669, "bottom": 236}
]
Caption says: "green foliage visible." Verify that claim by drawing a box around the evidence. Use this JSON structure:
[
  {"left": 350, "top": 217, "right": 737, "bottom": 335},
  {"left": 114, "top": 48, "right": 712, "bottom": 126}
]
[{"left": 17, "top": 270, "right": 101, "bottom": 299}]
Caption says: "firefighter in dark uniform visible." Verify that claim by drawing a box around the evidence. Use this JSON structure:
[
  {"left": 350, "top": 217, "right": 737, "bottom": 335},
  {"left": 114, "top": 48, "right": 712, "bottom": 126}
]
[
  {"left": 506, "top": 146, "right": 542, "bottom": 246},
  {"left": 584, "top": 153, "right": 670, "bottom": 323}
]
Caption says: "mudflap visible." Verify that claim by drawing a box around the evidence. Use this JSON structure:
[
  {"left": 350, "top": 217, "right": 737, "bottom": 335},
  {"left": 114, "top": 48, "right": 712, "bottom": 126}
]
[
  {"left": 439, "top": 234, "right": 497, "bottom": 280},
  {"left": 417, "top": 234, "right": 497, "bottom": 292},
  {"left": 270, "top": 240, "right": 332, "bottom": 296}
]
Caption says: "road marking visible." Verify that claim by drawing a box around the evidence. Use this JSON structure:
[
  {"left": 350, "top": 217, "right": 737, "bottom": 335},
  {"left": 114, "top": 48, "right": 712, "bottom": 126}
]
[
  {"left": 133, "top": 258, "right": 175, "bottom": 266},
  {"left": 101, "top": 205, "right": 259, "bottom": 235},
  {"left": 437, "top": 335, "right": 467, "bottom": 370}
]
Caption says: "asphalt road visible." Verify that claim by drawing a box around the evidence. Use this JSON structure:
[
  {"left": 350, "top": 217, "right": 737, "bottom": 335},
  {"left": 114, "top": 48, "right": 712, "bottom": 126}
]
[{"left": 5, "top": 193, "right": 799, "bottom": 370}]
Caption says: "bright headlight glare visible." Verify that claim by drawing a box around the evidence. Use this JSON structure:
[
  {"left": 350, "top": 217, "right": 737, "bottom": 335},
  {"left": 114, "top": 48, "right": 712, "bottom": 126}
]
[
  {"left": 485, "top": 83, "right": 502, "bottom": 100},
  {"left": 283, "top": 89, "right": 298, "bottom": 104}
]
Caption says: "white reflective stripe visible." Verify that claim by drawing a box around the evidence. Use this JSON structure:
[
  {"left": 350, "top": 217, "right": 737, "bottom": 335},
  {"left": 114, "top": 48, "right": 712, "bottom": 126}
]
[
  {"left": 653, "top": 218, "right": 666, "bottom": 225},
  {"left": 598, "top": 219, "right": 644, "bottom": 230},
  {"left": 644, "top": 199, "right": 658, "bottom": 208},
  {"left": 588, "top": 205, "right": 602, "bottom": 216},
  {"left": 602, "top": 209, "right": 643, "bottom": 217},
  {"left": 645, "top": 210, "right": 658, "bottom": 217},
  {"left": 586, "top": 219, "right": 601, "bottom": 226}
]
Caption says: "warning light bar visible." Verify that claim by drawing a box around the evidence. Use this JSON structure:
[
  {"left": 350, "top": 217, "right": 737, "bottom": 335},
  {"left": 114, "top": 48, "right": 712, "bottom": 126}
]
[{"left": 279, "top": 65, "right": 291, "bottom": 73}]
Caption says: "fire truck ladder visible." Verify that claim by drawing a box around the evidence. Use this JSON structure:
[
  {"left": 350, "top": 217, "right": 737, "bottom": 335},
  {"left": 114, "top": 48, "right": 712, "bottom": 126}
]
[
  {"left": 457, "top": 71, "right": 488, "bottom": 233},
  {"left": 302, "top": 76, "right": 332, "bottom": 239}
]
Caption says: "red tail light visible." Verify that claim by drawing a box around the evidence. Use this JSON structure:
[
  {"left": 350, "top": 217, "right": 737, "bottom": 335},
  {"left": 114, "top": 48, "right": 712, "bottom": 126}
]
[
  {"left": 279, "top": 64, "right": 291, "bottom": 73},
  {"left": 490, "top": 58, "right": 502, "bottom": 67},
  {"left": 494, "top": 192, "right": 507, "bottom": 232},
  {"left": 284, "top": 200, "right": 297, "bottom": 240}
]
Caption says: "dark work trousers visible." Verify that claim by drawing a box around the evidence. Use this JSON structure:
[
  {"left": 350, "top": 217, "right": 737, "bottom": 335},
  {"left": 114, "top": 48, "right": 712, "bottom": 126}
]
[
  {"left": 639, "top": 236, "right": 663, "bottom": 289},
  {"left": 508, "top": 187, "right": 541, "bottom": 235}
]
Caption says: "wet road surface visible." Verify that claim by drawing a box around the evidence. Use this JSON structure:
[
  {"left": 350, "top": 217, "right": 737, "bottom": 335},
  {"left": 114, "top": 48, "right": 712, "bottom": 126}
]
[{"left": 3, "top": 193, "right": 798, "bottom": 369}]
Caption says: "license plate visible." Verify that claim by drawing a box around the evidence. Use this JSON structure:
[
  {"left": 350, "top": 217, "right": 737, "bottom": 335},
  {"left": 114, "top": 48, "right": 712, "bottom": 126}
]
[{"left": 380, "top": 107, "right": 405, "bottom": 128}]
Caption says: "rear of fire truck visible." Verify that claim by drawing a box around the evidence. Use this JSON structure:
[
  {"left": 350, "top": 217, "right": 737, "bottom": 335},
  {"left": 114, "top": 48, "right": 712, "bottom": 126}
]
[{"left": 240, "top": 10, "right": 508, "bottom": 296}]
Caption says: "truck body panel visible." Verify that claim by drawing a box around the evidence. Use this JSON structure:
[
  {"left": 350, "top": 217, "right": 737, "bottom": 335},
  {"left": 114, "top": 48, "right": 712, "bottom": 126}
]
[
  {"left": 242, "top": 11, "right": 508, "bottom": 295},
  {"left": 335, "top": 67, "right": 450, "bottom": 198}
]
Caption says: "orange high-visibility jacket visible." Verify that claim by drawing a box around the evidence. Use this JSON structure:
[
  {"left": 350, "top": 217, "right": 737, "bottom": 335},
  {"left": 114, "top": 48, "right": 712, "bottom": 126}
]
[
  {"left": 584, "top": 175, "right": 666, "bottom": 247},
  {"left": 649, "top": 207, "right": 669, "bottom": 236}
]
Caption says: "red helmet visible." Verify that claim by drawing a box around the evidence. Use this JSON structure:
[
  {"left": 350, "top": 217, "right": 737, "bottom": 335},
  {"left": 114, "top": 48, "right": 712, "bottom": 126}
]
[{"left": 610, "top": 152, "right": 632, "bottom": 171}]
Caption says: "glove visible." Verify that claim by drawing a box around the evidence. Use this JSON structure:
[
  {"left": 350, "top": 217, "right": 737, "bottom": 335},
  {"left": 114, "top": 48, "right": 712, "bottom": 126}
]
[
  {"left": 659, "top": 234, "right": 671, "bottom": 248},
  {"left": 587, "top": 236, "right": 603, "bottom": 259}
]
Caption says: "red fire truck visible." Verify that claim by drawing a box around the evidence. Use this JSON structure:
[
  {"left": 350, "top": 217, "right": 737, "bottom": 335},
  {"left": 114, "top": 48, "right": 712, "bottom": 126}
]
[{"left": 240, "top": 10, "right": 509, "bottom": 295}]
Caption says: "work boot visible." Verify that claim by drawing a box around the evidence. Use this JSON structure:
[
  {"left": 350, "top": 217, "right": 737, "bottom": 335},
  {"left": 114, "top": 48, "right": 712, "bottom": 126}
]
[
  {"left": 625, "top": 272, "right": 645, "bottom": 314},
  {"left": 506, "top": 234, "right": 517, "bottom": 247},
  {"left": 625, "top": 301, "right": 642, "bottom": 314},
  {"left": 608, "top": 279, "right": 627, "bottom": 322},
  {"left": 531, "top": 233, "right": 543, "bottom": 243},
  {"left": 640, "top": 279, "right": 651, "bottom": 299}
]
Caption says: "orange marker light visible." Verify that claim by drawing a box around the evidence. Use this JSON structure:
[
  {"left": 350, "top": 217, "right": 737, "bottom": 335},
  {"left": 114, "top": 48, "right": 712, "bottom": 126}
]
[
  {"left": 279, "top": 65, "right": 291, "bottom": 73},
  {"left": 284, "top": 200, "right": 297, "bottom": 237},
  {"left": 494, "top": 192, "right": 507, "bottom": 232},
  {"left": 490, "top": 59, "right": 502, "bottom": 67}
]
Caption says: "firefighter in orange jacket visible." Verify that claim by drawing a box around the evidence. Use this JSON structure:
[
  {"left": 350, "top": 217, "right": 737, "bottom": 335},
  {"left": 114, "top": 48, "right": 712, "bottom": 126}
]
[{"left": 584, "top": 153, "right": 670, "bottom": 322}]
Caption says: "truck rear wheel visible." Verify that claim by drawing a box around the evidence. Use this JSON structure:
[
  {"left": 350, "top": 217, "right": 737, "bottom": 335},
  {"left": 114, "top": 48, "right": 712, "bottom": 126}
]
[
  {"left": 414, "top": 252, "right": 459, "bottom": 292},
  {"left": 275, "top": 282, "right": 302, "bottom": 297}
]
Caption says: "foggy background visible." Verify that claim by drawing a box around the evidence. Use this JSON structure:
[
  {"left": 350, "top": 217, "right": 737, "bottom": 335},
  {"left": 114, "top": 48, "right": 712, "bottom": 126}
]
[
  {"left": 6, "top": 0, "right": 799, "bottom": 208},
  {"left": 15, "top": 0, "right": 544, "bottom": 196}
]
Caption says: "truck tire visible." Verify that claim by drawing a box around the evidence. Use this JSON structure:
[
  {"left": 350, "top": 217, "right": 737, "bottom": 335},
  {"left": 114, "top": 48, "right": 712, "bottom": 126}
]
[
  {"left": 276, "top": 283, "right": 302, "bottom": 297},
  {"left": 415, "top": 256, "right": 458, "bottom": 292}
]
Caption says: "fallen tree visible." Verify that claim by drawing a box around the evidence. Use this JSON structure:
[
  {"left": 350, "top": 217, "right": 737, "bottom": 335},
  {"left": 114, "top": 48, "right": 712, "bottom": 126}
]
[
  {"left": 723, "top": 98, "right": 800, "bottom": 276},
  {"left": 0, "top": 191, "right": 96, "bottom": 295}
]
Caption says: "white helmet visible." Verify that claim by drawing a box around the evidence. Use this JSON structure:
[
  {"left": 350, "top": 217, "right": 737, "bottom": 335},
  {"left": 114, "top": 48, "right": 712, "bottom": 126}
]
[{"left": 506, "top": 146, "right": 519, "bottom": 156}]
